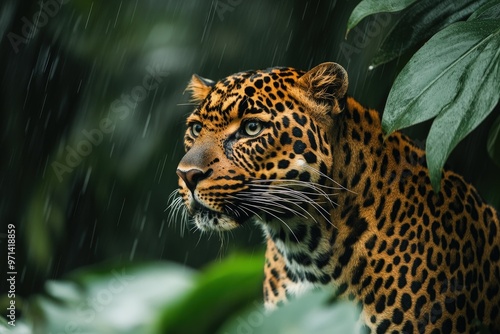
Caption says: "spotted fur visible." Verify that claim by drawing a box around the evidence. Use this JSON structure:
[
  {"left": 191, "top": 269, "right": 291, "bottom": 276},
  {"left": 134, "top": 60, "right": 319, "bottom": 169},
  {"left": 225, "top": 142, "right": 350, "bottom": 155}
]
[{"left": 174, "top": 62, "right": 500, "bottom": 333}]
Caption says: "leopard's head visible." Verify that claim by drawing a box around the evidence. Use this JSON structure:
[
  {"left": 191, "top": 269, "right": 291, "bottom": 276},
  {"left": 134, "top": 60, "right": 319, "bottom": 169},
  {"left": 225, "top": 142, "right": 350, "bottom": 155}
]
[{"left": 175, "top": 62, "right": 348, "bottom": 232}]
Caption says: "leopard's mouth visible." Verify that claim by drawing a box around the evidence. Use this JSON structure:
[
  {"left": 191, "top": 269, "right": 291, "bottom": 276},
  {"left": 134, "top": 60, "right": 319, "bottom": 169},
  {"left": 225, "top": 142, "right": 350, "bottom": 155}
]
[{"left": 189, "top": 200, "right": 252, "bottom": 232}]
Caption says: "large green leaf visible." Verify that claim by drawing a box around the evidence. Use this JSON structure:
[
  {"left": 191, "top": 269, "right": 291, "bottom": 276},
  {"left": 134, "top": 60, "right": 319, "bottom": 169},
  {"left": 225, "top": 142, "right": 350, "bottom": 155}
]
[
  {"left": 383, "top": 19, "right": 500, "bottom": 190},
  {"left": 371, "top": 0, "right": 486, "bottom": 67},
  {"left": 346, "top": 0, "right": 417, "bottom": 34},
  {"left": 487, "top": 115, "right": 500, "bottom": 167},
  {"left": 154, "top": 253, "right": 264, "bottom": 334}
]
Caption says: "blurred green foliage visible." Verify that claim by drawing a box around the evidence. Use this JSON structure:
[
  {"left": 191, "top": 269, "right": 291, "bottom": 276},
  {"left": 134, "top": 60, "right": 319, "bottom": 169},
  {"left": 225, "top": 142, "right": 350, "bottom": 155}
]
[
  {"left": 14, "top": 262, "right": 196, "bottom": 333},
  {"left": 4, "top": 255, "right": 360, "bottom": 334},
  {"left": 0, "top": 0, "right": 499, "bottom": 333}
]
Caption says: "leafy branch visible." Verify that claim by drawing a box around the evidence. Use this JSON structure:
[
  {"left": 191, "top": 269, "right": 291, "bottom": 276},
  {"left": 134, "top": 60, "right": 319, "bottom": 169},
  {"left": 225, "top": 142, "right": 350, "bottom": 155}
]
[{"left": 348, "top": 0, "right": 500, "bottom": 190}]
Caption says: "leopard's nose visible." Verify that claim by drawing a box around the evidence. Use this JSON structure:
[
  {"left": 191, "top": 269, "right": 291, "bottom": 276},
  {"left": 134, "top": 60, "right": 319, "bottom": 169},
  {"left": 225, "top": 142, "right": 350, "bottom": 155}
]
[{"left": 176, "top": 168, "right": 212, "bottom": 193}]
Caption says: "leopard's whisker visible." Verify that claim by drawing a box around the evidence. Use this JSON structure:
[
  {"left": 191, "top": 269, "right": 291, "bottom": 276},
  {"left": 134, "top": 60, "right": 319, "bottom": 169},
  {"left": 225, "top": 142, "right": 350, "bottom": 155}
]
[
  {"left": 250, "top": 178, "right": 345, "bottom": 191},
  {"left": 236, "top": 186, "right": 335, "bottom": 229},
  {"left": 225, "top": 205, "right": 240, "bottom": 218},
  {"left": 237, "top": 200, "right": 287, "bottom": 216},
  {"left": 166, "top": 190, "right": 190, "bottom": 236},
  {"left": 245, "top": 184, "right": 335, "bottom": 225},
  {"left": 231, "top": 193, "right": 310, "bottom": 220},
  {"left": 249, "top": 183, "right": 337, "bottom": 198},
  {"left": 248, "top": 183, "right": 338, "bottom": 209},
  {"left": 240, "top": 202, "right": 300, "bottom": 243},
  {"left": 235, "top": 203, "right": 264, "bottom": 222},
  {"left": 258, "top": 194, "right": 320, "bottom": 225},
  {"left": 249, "top": 179, "right": 340, "bottom": 207},
  {"left": 303, "top": 164, "right": 356, "bottom": 194}
]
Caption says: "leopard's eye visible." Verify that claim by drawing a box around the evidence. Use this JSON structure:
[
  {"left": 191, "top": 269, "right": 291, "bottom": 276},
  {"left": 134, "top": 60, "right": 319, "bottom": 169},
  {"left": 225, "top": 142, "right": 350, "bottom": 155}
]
[
  {"left": 243, "top": 120, "right": 263, "bottom": 137},
  {"left": 190, "top": 122, "right": 202, "bottom": 138}
]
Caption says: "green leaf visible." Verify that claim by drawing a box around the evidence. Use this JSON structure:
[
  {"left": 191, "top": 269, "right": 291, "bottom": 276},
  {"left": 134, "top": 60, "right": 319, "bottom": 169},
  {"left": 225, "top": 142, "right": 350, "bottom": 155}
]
[
  {"left": 371, "top": 0, "right": 487, "bottom": 67},
  {"left": 468, "top": 0, "right": 500, "bottom": 21},
  {"left": 347, "top": 0, "right": 418, "bottom": 34},
  {"left": 383, "top": 19, "right": 500, "bottom": 190},
  {"left": 487, "top": 115, "right": 500, "bottom": 167},
  {"left": 155, "top": 253, "right": 264, "bottom": 334}
]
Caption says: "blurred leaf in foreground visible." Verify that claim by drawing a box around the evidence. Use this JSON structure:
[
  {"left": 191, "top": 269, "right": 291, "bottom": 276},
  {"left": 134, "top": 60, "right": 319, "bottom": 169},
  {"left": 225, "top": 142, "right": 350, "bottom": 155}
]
[
  {"left": 13, "top": 262, "right": 195, "bottom": 334},
  {"left": 154, "top": 253, "right": 264, "bottom": 334},
  {"left": 218, "top": 288, "right": 361, "bottom": 334}
]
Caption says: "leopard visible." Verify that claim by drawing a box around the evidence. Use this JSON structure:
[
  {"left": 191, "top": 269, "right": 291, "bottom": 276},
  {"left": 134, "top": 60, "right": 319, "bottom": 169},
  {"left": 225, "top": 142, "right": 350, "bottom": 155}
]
[{"left": 173, "top": 62, "right": 500, "bottom": 333}]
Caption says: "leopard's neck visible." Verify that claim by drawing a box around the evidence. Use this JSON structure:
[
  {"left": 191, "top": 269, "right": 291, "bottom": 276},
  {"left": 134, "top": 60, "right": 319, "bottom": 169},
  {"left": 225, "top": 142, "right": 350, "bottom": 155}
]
[{"left": 263, "top": 97, "right": 429, "bottom": 292}]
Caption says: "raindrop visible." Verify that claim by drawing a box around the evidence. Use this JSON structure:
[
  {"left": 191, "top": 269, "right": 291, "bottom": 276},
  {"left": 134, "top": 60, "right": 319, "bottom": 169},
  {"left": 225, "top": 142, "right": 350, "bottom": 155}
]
[
  {"left": 130, "top": 0, "right": 138, "bottom": 22},
  {"left": 113, "top": 1, "right": 123, "bottom": 28},
  {"left": 106, "top": 180, "right": 116, "bottom": 210},
  {"left": 157, "top": 153, "right": 168, "bottom": 183},
  {"left": 158, "top": 219, "right": 165, "bottom": 238},
  {"left": 84, "top": 2, "right": 94, "bottom": 29},
  {"left": 82, "top": 167, "right": 92, "bottom": 193},
  {"left": 117, "top": 198, "right": 126, "bottom": 226},
  {"left": 21, "top": 267, "right": 27, "bottom": 284},
  {"left": 144, "top": 191, "right": 151, "bottom": 211},
  {"left": 48, "top": 55, "right": 60, "bottom": 81},
  {"left": 301, "top": 2, "right": 308, "bottom": 20},
  {"left": 110, "top": 142, "right": 115, "bottom": 158},
  {"left": 90, "top": 219, "right": 97, "bottom": 248},
  {"left": 218, "top": 44, "right": 227, "bottom": 68},
  {"left": 142, "top": 111, "right": 151, "bottom": 138},
  {"left": 78, "top": 230, "right": 88, "bottom": 248},
  {"left": 129, "top": 238, "right": 138, "bottom": 261}
]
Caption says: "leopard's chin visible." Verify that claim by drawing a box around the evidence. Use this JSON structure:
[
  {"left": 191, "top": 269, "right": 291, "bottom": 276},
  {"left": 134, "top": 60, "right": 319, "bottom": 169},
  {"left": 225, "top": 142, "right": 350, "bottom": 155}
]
[{"left": 191, "top": 205, "right": 253, "bottom": 232}]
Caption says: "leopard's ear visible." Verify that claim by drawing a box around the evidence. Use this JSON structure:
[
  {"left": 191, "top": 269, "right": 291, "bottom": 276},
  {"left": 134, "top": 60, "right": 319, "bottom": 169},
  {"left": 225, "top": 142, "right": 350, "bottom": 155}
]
[
  {"left": 186, "top": 74, "right": 215, "bottom": 103},
  {"left": 297, "top": 62, "right": 348, "bottom": 113}
]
